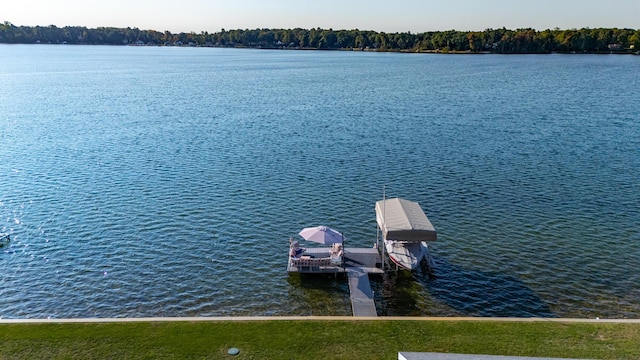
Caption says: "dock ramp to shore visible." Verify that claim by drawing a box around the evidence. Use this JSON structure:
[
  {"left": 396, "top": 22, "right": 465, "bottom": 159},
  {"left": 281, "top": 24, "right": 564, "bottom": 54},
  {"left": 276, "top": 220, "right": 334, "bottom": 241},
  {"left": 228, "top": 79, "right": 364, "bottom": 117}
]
[{"left": 346, "top": 267, "right": 377, "bottom": 316}]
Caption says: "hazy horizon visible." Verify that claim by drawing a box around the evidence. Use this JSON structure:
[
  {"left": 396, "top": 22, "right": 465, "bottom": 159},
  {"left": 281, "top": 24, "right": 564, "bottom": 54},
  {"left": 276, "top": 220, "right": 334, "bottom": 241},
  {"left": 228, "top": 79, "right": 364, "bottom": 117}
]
[{"left": 3, "top": 0, "right": 639, "bottom": 34}]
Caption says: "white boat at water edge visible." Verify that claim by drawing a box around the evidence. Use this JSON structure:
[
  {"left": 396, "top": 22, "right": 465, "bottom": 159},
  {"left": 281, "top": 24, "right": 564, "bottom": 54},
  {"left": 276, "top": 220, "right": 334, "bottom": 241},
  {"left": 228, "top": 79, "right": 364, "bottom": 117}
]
[
  {"left": 376, "top": 198, "right": 437, "bottom": 272},
  {"left": 385, "top": 240, "right": 434, "bottom": 271}
]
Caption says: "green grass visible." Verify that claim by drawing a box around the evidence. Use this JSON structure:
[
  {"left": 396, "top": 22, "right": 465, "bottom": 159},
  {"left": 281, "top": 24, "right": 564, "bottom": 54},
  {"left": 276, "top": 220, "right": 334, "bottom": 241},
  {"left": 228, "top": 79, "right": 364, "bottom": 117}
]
[{"left": 1, "top": 320, "right": 639, "bottom": 359}]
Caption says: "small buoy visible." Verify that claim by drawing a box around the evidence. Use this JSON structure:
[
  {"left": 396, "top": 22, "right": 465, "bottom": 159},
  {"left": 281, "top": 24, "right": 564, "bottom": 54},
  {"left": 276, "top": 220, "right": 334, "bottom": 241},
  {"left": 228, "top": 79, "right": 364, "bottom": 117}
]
[{"left": 228, "top": 347, "right": 240, "bottom": 356}]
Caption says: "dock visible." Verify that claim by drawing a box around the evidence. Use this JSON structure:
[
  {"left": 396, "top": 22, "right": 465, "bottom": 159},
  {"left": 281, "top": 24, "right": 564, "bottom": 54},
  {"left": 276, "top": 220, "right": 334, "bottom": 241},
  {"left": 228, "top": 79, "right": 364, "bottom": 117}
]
[{"left": 288, "top": 246, "right": 383, "bottom": 316}]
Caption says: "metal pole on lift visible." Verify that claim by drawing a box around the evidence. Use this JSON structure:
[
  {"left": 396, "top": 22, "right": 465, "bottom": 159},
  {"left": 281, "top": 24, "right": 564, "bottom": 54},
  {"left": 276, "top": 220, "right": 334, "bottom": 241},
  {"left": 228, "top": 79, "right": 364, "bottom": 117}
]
[{"left": 381, "top": 185, "right": 389, "bottom": 272}]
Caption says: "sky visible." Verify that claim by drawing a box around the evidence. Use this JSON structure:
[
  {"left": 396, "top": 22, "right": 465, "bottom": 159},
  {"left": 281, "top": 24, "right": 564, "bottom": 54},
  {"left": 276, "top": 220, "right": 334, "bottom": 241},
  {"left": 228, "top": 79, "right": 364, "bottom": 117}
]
[{"left": 2, "top": 0, "right": 639, "bottom": 34}]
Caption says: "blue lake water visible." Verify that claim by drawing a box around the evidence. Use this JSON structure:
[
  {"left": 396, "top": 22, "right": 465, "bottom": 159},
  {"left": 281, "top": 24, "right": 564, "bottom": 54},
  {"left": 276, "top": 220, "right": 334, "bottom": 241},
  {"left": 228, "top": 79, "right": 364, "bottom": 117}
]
[{"left": 1, "top": 45, "right": 639, "bottom": 319}]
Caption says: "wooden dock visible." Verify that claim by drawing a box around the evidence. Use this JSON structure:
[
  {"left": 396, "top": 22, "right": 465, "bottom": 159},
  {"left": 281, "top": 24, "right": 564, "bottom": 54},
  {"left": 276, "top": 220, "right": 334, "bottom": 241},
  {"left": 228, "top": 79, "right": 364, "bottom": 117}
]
[{"left": 288, "top": 246, "right": 383, "bottom": 316}]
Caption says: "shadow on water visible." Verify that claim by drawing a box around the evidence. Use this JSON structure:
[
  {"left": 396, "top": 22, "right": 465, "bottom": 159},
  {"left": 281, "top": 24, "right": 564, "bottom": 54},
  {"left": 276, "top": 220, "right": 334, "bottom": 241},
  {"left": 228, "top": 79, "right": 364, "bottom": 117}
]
[
  {"left": 286, "top": 273, "right": 352, "bottom": 316},
  {"left": 372, "top": 256, "right": 555, "bottom": 317}
]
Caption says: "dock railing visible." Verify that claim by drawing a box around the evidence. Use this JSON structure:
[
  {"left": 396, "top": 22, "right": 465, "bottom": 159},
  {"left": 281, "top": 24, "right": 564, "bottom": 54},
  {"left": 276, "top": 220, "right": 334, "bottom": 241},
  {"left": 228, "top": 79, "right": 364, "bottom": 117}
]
[{"left": 289, "top": 256, "right": 342, "bottom": 273}]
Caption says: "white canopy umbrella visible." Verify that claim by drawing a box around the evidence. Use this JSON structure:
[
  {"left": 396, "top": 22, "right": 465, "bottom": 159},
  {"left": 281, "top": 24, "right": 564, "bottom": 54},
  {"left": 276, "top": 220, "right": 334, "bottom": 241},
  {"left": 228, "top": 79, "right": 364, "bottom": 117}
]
[{"left": 298, "top": 226, "right": 344, "bottom": 245}]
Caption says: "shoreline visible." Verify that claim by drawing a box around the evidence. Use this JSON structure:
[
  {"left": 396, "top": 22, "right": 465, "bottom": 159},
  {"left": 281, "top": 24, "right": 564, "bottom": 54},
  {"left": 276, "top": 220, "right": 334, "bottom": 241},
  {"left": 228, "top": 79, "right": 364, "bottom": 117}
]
[
  {"left": 2, "top": 316, "right": 640, "bottom": 324},
  {"left": 2, "top": 42, "right": 639, "bottom": 55}
]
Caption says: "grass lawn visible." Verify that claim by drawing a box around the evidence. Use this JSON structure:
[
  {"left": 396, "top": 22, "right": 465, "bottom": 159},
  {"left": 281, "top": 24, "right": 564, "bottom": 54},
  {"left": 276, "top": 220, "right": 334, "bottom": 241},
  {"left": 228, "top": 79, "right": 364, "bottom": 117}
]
[{"left": 1, "top": 319, "right": 639, "bottom": 359}]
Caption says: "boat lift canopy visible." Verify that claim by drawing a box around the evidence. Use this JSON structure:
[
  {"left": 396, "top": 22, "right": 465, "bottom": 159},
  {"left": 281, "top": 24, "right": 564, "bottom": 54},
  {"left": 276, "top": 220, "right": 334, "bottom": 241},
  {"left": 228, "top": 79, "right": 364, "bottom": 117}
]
[{"left": 375, "top": 198, "right": 437, "bottom": 242}]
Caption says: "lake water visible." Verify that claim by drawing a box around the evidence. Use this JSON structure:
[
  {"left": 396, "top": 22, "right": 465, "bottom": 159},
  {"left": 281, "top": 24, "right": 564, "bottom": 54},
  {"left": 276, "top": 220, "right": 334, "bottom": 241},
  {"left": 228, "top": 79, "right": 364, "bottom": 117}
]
[{"left": 1, "top": 45, "right": 639, "bottom": 319}]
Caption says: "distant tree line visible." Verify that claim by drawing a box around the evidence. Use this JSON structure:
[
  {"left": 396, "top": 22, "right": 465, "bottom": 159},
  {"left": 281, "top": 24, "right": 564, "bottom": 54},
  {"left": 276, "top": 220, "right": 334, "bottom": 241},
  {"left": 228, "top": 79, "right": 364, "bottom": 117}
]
[{"left": 1, "top": 21, "right": 639, "bottom": 54}]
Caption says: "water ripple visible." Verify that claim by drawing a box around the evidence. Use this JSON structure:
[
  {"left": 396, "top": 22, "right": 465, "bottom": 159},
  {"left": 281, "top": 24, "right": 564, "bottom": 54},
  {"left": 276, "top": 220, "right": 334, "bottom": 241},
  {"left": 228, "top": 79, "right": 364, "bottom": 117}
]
[{"left": 1, "top": 46, "right": 639, "bottom": 318}]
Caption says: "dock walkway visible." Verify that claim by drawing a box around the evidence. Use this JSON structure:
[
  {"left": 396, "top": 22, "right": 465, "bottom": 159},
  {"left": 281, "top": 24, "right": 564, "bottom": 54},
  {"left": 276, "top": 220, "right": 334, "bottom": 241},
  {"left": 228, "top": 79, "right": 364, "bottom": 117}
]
[{"left": 346, "top": 267, "right": 377, "bottom": 317}]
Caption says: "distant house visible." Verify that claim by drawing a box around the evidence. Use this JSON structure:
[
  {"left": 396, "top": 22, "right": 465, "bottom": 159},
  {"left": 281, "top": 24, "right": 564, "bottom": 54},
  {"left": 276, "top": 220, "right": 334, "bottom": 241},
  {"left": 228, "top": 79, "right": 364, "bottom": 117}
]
[
  {"left": 608, "top": 43, "right": 623, "bottom": 51},
  {"left": 135, "top": 40, "right": 145, "bottom": 46}
]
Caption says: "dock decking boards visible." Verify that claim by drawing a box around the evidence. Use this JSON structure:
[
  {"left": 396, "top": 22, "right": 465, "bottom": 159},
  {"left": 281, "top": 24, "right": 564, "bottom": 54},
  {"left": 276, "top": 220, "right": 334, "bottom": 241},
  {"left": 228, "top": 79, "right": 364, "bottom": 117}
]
[
  {"left": 346, "top": 267, "right": 377, "bottom": 317},
  {"left": 287, "top": 247, "right": 384, "bottom": 275}
]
